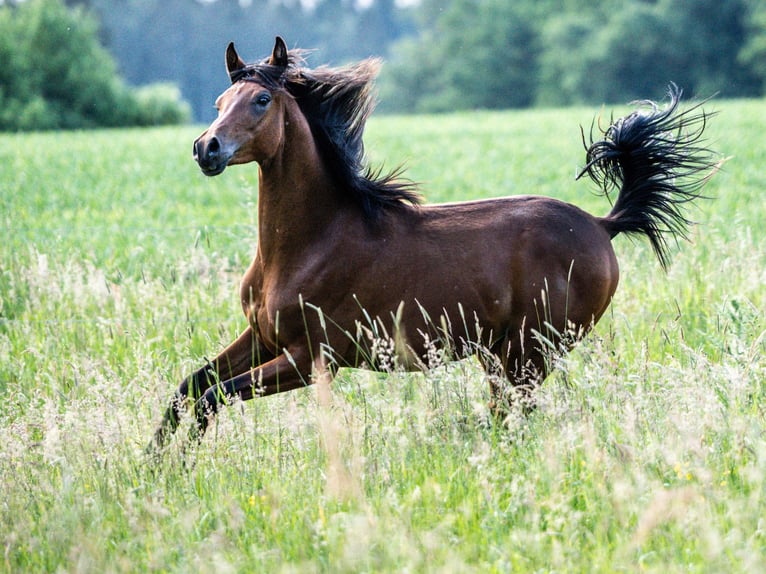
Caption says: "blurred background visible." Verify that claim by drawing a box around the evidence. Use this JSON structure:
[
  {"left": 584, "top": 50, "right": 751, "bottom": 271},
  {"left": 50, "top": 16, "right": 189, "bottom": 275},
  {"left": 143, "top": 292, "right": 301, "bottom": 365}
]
[{"left": 1, "top": 0, "right": 765, "bottom": 129}]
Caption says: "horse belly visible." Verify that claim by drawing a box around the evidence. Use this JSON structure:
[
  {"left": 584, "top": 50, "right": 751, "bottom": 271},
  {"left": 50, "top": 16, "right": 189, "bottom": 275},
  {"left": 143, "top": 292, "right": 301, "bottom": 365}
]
[{"left": 370, "top": 251, "right": 518, "bottom": 358}]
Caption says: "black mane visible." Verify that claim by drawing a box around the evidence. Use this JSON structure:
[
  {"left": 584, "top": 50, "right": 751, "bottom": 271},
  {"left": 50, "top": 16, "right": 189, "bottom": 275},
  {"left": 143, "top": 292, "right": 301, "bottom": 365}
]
[{"left": 235, "top": 50, "right": 421, "bottom": 220}]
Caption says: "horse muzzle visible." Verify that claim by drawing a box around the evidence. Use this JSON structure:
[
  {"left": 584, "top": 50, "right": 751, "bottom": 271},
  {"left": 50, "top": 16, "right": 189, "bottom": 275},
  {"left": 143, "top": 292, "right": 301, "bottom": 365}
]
[{"left": 193, "top": 134, "right": 231, "bottom": 176}]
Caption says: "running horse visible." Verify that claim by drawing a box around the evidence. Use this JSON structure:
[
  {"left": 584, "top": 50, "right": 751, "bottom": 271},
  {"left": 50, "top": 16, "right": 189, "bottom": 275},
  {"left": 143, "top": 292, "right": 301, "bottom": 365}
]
[{"left": 150, "top": 37, "right": 717, "bottom": 450}]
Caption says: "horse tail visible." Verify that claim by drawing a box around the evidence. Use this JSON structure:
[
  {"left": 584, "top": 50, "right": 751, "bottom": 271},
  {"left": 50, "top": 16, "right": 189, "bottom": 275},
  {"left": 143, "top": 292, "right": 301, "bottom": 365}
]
[{"left": 579, "top": 84, "right": 720, "bottom": 269}]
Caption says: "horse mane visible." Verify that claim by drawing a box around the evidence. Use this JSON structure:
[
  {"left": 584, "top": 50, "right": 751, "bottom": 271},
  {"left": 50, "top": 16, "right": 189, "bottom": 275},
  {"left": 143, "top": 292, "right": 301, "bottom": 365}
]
[{"left": 235, "top": 50, "right": 422, "bottom": 220}]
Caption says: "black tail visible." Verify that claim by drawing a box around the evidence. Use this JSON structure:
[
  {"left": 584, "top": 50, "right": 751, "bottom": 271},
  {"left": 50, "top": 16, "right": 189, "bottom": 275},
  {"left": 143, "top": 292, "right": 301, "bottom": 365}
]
[{"left": 579, "top": 84, "right": 719, "bottom": 269}]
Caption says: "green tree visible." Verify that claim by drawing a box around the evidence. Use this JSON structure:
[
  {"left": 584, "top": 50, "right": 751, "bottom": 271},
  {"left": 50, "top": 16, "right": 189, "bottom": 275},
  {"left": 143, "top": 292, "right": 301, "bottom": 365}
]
[
  {"left": 0, "top": 0, "right": 189, "bottom": 131},
  {"left": 381, "top": 0, "right": 538, "bottom": 113},
  {"left": 740, "top": 0, "right": 766, "bottom": 94},
  {"left": 538, "top": 0, "right": 760, "bottom": 105},
  {"left": 384, "top": 0, "right": 765, "bottom": 113},
  {"left": 669, "top": 0, "right": 759, "bottom": 98},
  {"left": 84, "top": 0, "right": 417, "bottom": 122},
  {"left": 535, "top": 13, "right": 601, "bottom": 106},
  {"left": 0, "top": 1, "right": 57, "bottom": 130},
  {"left": 572, "top": 2, "right": 686, "bottom": 103}
]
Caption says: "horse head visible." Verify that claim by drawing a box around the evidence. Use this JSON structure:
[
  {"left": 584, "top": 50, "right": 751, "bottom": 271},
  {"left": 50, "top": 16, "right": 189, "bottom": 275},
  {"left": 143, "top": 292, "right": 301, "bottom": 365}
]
[{"left": 193, "top": 37, "right": 290, "bottom": 176}]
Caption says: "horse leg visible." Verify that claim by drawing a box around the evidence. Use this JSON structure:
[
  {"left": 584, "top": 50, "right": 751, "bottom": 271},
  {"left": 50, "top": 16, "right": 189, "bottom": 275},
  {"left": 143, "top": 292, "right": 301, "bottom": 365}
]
[
  {"left": 150, "top": 326, "right": 276, "bottom": 451},
  {"left": 190, "top": 349, "right": 313, "bottom": 441},
  {"left": 479, "top": 329, "right": 550, "bottom": 418},
  {"left": 482, "top": 317, "right": 596, "bottom": 419}
]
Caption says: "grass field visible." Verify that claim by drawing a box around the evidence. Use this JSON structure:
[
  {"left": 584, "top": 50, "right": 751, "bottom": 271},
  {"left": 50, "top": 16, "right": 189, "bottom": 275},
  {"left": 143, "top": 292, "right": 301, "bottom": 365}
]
[{"left": 1, "top": 98, "right": 765, "bottom": 572}]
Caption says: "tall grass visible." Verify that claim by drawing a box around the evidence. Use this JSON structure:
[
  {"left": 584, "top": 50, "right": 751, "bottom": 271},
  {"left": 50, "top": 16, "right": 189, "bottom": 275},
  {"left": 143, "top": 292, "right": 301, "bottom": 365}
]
[{"left": 0, "top": 99, "right": 764, "bottom": 572}]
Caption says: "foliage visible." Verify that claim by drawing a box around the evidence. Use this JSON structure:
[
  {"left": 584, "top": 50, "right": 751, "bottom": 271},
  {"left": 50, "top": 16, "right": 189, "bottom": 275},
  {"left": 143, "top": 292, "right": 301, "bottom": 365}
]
[
  {"left": 131, "top": 83, "right": 193, "bottom": 127},
  {"left": 0, "top": 0, "right": 189, "bottom": 131},
  {"left": 83, "top": 0, "right": 415, "bottom": 123},
  {"left": 0, "top": 99, "right": 765, "bottom": 571},
  {"left": 740, "top": 0, "right": 766, "bottom": 93},
  {"left": 382, "top": 0, "right": 765, "bottom": 112},
  {"left": 11, "top": 0, "right": 760, "bottom": 121},
  {"left": 380, "top": 0, "right": 538, "bottom": 113}
]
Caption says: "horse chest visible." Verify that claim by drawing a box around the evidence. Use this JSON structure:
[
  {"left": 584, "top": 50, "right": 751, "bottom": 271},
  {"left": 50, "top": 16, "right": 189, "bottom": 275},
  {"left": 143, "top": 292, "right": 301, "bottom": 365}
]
[{"left": 243, "top": 262, "right": 315, "bottom": 333}]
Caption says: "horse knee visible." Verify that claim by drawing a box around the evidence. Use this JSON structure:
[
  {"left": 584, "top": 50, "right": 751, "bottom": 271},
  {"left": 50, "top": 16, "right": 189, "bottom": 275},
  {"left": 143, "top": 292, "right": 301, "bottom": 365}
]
[
  {"left": 186, "top": 361, "right": 220, "bottom": 398},
  {"left": 165, "top": 366, "right": 214, "bottom": 418},
  {"left": 188, "top": 389, "right": 221, "bottom": 440}
]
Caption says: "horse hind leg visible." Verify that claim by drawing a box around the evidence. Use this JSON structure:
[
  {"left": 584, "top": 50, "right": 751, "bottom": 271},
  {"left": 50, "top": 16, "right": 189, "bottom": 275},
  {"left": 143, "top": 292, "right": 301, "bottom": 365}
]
[
  {"left": 480, "top": 314, "right": 599, "bottom": 422},
  {"left": 478, "top": 328, "right": 553, "bottom": 419}
]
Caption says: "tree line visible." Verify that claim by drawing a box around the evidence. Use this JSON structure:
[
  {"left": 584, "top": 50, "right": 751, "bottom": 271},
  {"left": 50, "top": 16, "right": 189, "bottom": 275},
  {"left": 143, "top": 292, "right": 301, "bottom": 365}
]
[
  {"left": 83, "top": 0, "right": 413, "bottom": 123},
  {"left": 1, "top": 0, "right": 765, "bottom": 130},
  {"left": 0, "top": 0, "right": 190, "bottom": 130},
  {"left": 382, "top": 0, "right": 766, "bottom": 112}
]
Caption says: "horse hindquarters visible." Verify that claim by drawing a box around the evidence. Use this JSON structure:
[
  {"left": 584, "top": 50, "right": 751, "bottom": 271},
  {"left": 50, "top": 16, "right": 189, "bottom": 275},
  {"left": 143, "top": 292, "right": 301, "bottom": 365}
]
[{"left": 480, "top": 207, "right": 619, "bottom": 413}]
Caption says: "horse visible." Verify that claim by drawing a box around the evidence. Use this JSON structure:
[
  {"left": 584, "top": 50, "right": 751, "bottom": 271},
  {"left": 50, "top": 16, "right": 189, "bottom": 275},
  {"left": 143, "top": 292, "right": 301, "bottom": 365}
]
[{"left": 149, "top": 36, "right": 718, "bottom": 451}]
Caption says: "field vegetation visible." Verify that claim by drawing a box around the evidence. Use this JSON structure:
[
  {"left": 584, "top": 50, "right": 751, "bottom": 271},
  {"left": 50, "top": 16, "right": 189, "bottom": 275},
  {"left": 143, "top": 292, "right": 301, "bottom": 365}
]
[{"left": 0, "top": 99, "right": 765, "bottom": 572}]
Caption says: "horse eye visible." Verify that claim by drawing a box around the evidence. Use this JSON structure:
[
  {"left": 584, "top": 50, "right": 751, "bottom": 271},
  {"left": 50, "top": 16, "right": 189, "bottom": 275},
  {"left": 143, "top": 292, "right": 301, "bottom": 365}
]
[{"left": 254, "top": 93, "right": 272, "bottom": 108}]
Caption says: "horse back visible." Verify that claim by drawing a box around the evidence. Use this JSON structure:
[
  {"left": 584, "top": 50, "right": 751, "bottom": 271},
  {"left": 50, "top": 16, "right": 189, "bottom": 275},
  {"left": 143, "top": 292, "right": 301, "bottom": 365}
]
[{"left": 244, "top": 194, "right": 619, "bottom": 365}]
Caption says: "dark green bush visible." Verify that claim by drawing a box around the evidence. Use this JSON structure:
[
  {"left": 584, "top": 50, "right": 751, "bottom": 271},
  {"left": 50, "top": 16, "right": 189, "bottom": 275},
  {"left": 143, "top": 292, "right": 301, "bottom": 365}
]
[
  {"left": 0, "top": 0, "right": 189, "bottom": 131},
  {"left": 128, "top": 84, "right": 192, "bottom": 127}
]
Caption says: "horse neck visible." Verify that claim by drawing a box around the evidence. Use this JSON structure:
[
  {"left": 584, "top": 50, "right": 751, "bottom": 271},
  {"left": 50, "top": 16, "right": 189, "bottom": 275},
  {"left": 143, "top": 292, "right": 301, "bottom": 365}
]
[{"left": 256, "top": 101, "right": 344, "bottom": 265}]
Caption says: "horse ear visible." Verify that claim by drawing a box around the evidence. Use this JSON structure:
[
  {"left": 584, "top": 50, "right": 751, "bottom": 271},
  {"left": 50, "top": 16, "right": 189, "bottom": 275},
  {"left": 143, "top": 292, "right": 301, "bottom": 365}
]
[
  {"left": 226, "top": 42, "right": 246, "bottom": 81},
  {"left": 269, "top": 36, "right": 288, "bottom": 69}
]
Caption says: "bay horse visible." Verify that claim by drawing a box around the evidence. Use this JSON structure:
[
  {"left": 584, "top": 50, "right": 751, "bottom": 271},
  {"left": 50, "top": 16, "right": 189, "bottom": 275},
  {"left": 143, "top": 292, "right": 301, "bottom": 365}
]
[{"left": 150, "top": 37, "right": 717, "bottom": 451}]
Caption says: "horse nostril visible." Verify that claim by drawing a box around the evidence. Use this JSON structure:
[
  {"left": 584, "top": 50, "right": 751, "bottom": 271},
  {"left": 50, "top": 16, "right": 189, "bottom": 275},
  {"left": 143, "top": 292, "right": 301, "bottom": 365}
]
[
  {"left": 193, "top": 136, "right": 221, "bottom": 163},
  {"left": 193, "top": 134, "right": 229, "bottom": 175}
]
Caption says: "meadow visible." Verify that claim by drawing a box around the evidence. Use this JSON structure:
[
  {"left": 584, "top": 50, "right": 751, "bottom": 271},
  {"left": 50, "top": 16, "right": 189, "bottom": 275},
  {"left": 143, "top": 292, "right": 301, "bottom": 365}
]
[{"left": 1, "top": 98, "right": 765, "bottom": 572}]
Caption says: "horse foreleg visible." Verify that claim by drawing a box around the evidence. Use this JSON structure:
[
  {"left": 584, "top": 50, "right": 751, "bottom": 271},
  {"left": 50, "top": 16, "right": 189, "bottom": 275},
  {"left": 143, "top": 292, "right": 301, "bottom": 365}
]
[
  {"left": 190, "top": 349, "right": 312, "bottom": 441},
  {"left": 149, "top": 326, "right": 276, "bottom": 452}
]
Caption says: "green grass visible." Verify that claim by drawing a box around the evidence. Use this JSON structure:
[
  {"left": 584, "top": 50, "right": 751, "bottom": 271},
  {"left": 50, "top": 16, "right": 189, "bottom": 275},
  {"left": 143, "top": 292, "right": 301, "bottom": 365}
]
[{"left": 1, "top": 99, "right": 765, "bottom": 572}]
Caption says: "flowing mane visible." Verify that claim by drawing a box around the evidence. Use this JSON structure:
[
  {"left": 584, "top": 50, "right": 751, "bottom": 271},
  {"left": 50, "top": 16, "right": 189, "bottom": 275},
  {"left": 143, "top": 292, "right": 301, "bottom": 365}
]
[{"left": 233, "top": 50, "right": 422, "bottom": 220}]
